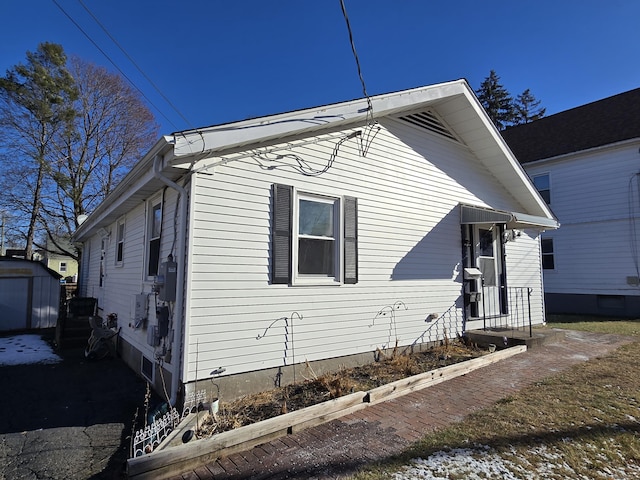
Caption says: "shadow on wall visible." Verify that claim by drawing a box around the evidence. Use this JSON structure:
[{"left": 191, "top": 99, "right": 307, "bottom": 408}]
[{"left": 391, "top": 207, "right": 462, "bottom": 282}]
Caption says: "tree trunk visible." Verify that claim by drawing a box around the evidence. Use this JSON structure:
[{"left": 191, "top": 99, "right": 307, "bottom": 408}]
[{"left": 25, "top": 160, "right": 45, "bottom": 260}]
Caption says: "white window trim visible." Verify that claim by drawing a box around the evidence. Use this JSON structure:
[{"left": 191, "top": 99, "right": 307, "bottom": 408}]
[
  {"left": 292, "top": 189, "right": 343, "bottom": 286},
  {"left": 59, "top": 261, "right": 67, "bottom": 273},
  {"left": 115, "top": 216, "right": 125, "bottom": 267}
]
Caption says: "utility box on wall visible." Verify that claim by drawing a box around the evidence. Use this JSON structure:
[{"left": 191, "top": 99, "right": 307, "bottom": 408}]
[
  {"left": 157, "top": 260, "right": 177, "bottom": 302},
  {"left": 134, "top": 293, "right": 147, "bottom": 328}
]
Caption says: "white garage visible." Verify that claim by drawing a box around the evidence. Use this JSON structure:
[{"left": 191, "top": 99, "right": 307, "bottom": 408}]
[{"left": 0, "top": 258, "right": 62, "bottom": 332}]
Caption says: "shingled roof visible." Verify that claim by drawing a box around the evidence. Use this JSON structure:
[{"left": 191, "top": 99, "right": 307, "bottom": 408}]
[{"left": 501, "top": 88, "right": 640, "bottom": 164}]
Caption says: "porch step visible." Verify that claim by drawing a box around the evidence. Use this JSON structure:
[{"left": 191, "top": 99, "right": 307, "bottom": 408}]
[{"left": 464, "top": 326, "right": 566, "bottom": 350}]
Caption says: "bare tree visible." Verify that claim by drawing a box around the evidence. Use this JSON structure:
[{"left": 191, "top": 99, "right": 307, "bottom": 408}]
[
  {"left": 0, "top": 44, "right": 159, "bottom": 261},
  {"left": 42, "top": 57, "right": 159, "bottom": 259}
]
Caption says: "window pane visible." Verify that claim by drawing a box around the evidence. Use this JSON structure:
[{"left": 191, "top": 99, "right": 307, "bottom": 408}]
[
  {"left": 542, "top": 255, "right": 555, "bottom": 270},
  {"left": 152, "top": 204, "right": 161, "bottom": 238},
  {"left": 298, "top": 238, "right": 334, "bottom": 275},
  {"left": 479, "top": 229, "right": 494, "bottom": 257},
  {"left": 299, "top": 200, "right": 333, "bottom": 237},
  {"left": 478, "top": 257, "right": 496, "bottom": 286},
  {"left": 148, "top": 238, "right": 160, "bottom": 276},
  {"left": 117, "top": 222, "right": 125, "bottom": 241},
  {"left": 539, "top": 189, "right": 551, "bottom": 204},
  {"left": 534, "top": 174, "right": 551, "bottom": 204},
  {"left": 533, "top": 174, "right": 549, "bottom": 190},
  {"left": 541, "top": 239, "right": 554, "bottom": 254}
]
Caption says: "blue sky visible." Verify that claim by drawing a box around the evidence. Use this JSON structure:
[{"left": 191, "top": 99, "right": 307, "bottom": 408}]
[{"left": 1, "top": 1, "right": 639, "bottom": 135}]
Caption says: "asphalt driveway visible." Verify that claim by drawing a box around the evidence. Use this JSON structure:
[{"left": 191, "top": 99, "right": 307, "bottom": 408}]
[{"left": 0, "top": 330, "right": 151, "bottom": 479}]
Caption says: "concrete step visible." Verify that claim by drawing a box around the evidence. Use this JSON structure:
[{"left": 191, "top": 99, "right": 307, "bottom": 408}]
[{"left": 464, "top": 326, "right": 566, "bottom": 350}]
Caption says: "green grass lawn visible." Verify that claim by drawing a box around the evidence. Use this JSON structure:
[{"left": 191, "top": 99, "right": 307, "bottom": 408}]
[
  {"left": 547, "top": 315, "right": 640, "bottom": 336},
  {"left": 351, "top": 317, "right": 640, "bottom": 479}
]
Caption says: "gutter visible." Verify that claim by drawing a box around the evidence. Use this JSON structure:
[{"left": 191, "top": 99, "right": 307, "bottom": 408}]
[{"left": 153, "top": 154, "right": 189, "bottom": 406}]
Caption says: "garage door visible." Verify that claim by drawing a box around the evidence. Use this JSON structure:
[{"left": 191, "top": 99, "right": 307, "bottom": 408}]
[{"left": 0, "top": 278, "right": 30, "bottom": 331}]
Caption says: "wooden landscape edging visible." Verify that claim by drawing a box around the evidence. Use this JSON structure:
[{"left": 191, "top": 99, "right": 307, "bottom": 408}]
[
  {"left": 366, "top": 345, "right": 527, "bottom": 404},
  {"left": 127, "top": 345, "right": 527, "bottom": 480}
]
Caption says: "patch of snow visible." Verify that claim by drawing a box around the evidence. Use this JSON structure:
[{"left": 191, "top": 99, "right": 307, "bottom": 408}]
[
  {"left": 394, "top": 447, "right": 524, "bottom": 480},
  {"left": 0, "top": 334, "right": 61, "bottom": 366},
  {"left": 394, "top": 443, "right": 640, "bottom": 479}
]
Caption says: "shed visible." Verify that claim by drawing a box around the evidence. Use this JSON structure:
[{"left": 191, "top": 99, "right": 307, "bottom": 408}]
[{"left": 0, "top": 257, "right": 62, "bottom": 331}]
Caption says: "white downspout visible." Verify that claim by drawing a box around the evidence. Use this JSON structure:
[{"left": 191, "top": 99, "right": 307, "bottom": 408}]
[{"left": 153, "top": 154, "right": 189, "bottom": 406}]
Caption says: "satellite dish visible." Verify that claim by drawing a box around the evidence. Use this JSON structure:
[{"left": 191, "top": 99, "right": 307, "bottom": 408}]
[{"left": 77, "top": 214, "right": 88, "bottom": 225}]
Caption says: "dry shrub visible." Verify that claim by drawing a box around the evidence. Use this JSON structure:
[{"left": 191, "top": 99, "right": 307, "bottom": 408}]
[
  {"left": 196, "top": 338, "right": 483, "bottom": 437},
  {"left": 389, "top": 354, "right": 420, "bottom": 376},
  {"left": 316, "top": 370, "right": 358, "bottom": 399}
]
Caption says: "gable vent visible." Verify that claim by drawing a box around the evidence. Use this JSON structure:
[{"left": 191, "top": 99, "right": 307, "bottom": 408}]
[{"left": 398, "top": 110, "right": 459, "bottom": 142}]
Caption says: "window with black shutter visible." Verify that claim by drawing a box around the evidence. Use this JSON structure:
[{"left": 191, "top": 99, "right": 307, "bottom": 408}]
[{"left": 271, "top": 184, "right": 358, "bottom": 285}]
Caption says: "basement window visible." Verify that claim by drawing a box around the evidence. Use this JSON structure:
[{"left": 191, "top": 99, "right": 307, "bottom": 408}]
[{"left": 141, "top": 356, "right": 154, "bottom": 382}]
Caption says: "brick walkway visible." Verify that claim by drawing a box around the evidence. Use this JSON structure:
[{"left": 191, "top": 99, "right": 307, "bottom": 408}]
[{"left": 169, "top": 330, "right": 633, "bottom": 480}]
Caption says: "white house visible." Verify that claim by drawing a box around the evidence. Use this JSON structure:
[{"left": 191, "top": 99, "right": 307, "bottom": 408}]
[
  {"left": 74, "top": 80, "right": 557, "bottom": 404},
  {"left": 503, "top": 88, "right": 640, "bottom": 317}
]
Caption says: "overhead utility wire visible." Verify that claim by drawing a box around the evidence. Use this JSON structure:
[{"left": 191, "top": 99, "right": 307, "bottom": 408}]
[
  {"left": 339, "top": 0, "right": 379, "bottom": 157},
  {"left": 339, "top": 0, "right": 373, "bottom": 117},
  {"left": 77, "top": 0, "right": 194, "bottom": 130},
  {"left": 52, "top": 0, "right": 180, "bottom": 131}
]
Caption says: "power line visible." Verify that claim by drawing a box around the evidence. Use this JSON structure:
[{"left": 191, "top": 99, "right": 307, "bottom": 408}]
[
  {"left": 339, "top": 0, "right": 373, "bottom": 116},
  {"left": 339, "top": 0, "right": 379, "bottom": 157},
  {"left": 77, "top": 0, "right": 194, "bottom": 130},
  {"left": 51, "top": 0, "right": 180, "bottom": 131}
]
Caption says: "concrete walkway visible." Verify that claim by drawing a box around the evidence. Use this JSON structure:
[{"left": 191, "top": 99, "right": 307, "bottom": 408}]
[{"left": 168, "top": 329, "right": 634, "bottom": 480}]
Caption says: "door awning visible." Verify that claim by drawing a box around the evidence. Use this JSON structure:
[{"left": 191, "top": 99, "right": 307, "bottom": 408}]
[{"left": 460, "top": 204, "right": 559, "bottom": 229}]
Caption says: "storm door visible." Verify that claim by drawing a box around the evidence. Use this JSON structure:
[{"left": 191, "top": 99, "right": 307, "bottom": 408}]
[{"left": 475, "top": 225, "right": 504, "bottom": 317}]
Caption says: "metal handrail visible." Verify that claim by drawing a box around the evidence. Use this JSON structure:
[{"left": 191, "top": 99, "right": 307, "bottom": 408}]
[{"left": 480, "top": 286, "right": 533, "bottom": 337}]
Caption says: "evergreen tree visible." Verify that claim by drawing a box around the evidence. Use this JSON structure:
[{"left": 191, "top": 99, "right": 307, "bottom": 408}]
[
  {"left": 0, "top": 42, "right": 77, "bottom": 259},
  {"left": 513, "top": 88, "right": 546, "bottom": 125},
  {"left": 476, "top": 70, "right": 515, "bottom": 130}
]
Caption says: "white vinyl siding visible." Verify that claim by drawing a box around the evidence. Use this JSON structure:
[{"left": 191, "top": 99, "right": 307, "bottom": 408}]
[
  {"left": 185, "top": 118, "right": 535, "bottom": 380},
  {"left": 525, "top": 142, "right": 640, "bottom": 296},
  {"left": 504, "top": 229, "right": 546, "bottom": 324},
  {"left": 79, "top": 187, "right": 182, "bottom": 361}
]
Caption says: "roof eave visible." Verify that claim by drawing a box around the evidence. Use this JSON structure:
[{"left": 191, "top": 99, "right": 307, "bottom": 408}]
[
  {"left": 73, "top": 136, "right": 175, "bottom": 242},
  {"left": 169, "top": 80, "right": 469, "bottom": 161}
]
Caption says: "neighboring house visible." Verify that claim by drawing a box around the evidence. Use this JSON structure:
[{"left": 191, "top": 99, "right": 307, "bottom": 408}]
[
  {"left": 74, "top": 80, "right": 557, "bottom": 404},
  {"left": 43, "top": 237, "right": 79, "bottom": 282},
  {"left": 502, "top": 88, "right": 640, "bottom": 317},
  {"left": 0, "top": 257, "right": 61, "bottom": 331}
]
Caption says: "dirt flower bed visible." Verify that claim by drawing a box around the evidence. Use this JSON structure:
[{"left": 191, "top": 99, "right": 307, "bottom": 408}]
[{"left": 197, "top": 339, "right": 487, "bottom": 437}]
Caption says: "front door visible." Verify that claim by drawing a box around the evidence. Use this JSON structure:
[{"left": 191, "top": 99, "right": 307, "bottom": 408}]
[{"left": 475, "top": 226, "right": 503, "bottom": 317}]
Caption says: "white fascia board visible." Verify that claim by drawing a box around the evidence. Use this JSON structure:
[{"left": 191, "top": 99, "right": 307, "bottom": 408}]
[
  {"left": 458, "top": 87, "right": 557, "bottom": 222},
  {"left": 171, "top": 80, "right": 468, "bottom": 159}
]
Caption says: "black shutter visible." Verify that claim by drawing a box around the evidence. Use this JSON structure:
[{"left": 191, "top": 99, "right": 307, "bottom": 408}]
[
  {"left": 272, "top": 184, "right": 292, "bottom": 284},
  {"left": 344, "top": 196, "right": 358, "bottom": 284}
]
